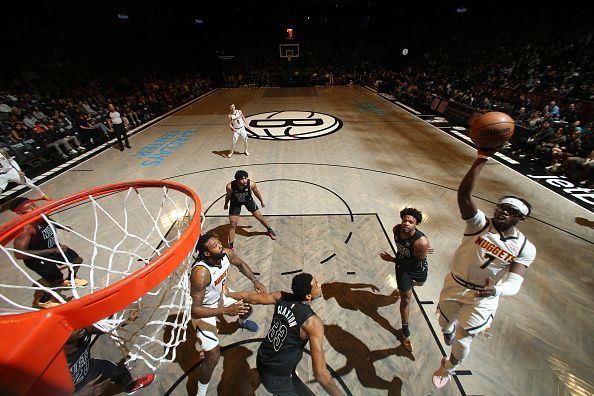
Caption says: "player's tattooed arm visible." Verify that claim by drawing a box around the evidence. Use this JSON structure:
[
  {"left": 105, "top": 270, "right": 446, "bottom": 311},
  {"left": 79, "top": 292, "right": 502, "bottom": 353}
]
[{"left": 226, "top": 248, "right": 267, "bottom": 293}]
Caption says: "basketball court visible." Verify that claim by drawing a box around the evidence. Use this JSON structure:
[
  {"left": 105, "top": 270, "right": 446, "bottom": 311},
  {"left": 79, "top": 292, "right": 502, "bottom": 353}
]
[{"left": 1, "top": 86, "right": 593, "bottom": 395}]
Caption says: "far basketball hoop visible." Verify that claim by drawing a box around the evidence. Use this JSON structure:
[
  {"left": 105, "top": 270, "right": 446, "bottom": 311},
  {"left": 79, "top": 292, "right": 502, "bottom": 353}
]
[{"left": 280, "top": 43, "right": 300, "bottom": 60}]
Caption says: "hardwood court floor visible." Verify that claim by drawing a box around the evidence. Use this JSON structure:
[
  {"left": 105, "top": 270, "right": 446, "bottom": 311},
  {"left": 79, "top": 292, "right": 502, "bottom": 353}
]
[{"left": 1, "top": 87, "right": 592, "bottom": 395}]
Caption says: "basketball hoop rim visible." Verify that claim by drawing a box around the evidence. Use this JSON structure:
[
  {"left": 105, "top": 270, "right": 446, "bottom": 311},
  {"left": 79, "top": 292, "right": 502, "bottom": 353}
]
[
  {"left": 0, "top": 180, "right": 202, "bottom": 394},
  {"left": 0, "top": 179, "right": 202, "bottom": 329}
]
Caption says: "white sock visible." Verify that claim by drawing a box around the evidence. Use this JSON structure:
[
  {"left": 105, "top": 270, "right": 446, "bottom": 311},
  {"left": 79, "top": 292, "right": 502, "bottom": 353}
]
[
  {"left": 442, "top": 323, "right": 456, "bottom": 334},
  {"left": 443, "top": 358, "right": 457, "bottom": 373},
  {"left": 197, "top": 381, "right": 209, "bottom": 396}
]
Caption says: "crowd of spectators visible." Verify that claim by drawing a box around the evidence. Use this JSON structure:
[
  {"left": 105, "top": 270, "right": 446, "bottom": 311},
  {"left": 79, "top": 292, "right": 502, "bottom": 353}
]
[
  {"left": 2, "top": 4, "right": 593, "bottom": 192},
  {"left": 0, "top": 75, "right": 212, "bottom": 182},
  {"left": 215, "top": 10, "right": 594, "bottom": 187}
]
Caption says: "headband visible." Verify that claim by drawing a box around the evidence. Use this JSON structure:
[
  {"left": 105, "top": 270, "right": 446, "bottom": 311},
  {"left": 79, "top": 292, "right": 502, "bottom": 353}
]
[{"left": 498, "top": 198, "right": 529, "bottom": 216}]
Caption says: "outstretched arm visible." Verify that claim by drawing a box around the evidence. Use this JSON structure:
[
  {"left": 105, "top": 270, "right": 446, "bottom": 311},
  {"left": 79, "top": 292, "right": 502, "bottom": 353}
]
[
  {"left": 303, "top": 315, "right": 345, "bottom": 396},
  {"left": 226, "top": 248, "right": 266, "bottom": 293},
  {"left": 251, "top": 180, "right": 265, "bottom": 207},
  {"left": 225, "top": 290, "right": 282, "bottom": 305},
  {"left": 458, "top": 149, "right": 496, "bottom": 220}
]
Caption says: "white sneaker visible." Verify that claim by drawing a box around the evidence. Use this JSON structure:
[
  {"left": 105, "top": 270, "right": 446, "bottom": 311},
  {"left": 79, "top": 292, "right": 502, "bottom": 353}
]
[
  {"left": 432, "top": 358, "right": 452, "bottom": 388},
  {"left": 245, "top": 150, "right": 250, "bottom": 156},
  {"left": 78, "top": 146, "right": 86, "bottom": 151},
  {"left": 69, "top": 149, "right": 78, "bottom": 155}
]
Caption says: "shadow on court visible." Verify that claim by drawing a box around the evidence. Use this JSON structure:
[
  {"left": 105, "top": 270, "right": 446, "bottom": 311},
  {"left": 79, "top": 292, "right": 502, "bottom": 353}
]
[
  {"left": 322, "top": 282, "right": 415, "bottom": 360},
  {"left": 205, "top": 224, "right": 269, "bottom": 249},
  {"left": 325, "top": 324, "right": 403, "bottom": 395},
  {"left": 322, "top": 282, "right": 400, "bottom": 336},
  {"left": 217, "top": 346, "right": 260, "bottom": 396}
]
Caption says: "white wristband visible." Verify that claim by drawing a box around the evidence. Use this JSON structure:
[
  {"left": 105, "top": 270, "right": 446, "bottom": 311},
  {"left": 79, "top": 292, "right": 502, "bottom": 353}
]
[{"left": 494, "top": 272, "right": 524, "bottom": 297}]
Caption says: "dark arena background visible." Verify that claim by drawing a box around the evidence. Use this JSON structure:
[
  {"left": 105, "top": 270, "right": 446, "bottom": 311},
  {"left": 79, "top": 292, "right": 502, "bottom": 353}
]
[{"left": 0, "top": 1, "right": 593, "bottom": 396}]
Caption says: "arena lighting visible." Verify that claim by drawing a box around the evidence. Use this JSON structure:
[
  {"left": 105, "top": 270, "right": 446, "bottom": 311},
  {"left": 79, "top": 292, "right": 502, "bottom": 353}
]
[{"left": 117, "top": 13, "right": 129, "bottom": 20}]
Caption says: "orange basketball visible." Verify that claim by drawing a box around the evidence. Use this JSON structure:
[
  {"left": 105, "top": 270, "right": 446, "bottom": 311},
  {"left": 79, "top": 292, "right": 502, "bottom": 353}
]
[{"left": 469, "top": 112, "right": 515, "bottom": 148}]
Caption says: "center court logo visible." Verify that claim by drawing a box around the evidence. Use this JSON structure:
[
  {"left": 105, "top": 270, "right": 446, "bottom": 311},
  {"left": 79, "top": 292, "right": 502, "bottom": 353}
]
[{"left": 245, "top": 111, "right": 343, "bottom": 140}]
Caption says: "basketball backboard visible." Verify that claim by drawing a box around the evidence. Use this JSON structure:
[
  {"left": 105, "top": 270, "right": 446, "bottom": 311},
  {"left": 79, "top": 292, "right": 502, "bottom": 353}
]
[{"left": 279, "top": 43, "right": 300, "bottom": 59}]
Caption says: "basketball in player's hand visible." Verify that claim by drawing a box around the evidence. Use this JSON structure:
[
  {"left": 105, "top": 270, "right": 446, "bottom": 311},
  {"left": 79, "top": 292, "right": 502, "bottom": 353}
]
[{"left": 469, "top": 112, "right": 515, "bottom": 148}]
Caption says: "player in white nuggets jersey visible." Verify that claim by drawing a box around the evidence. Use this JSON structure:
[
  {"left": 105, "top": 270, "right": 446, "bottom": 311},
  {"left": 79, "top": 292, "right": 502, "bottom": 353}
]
[
  {"left": 227, "top": 103, "right": 249, "bottom": 158},
  {"left": 190, "top": 233, "right": 266, "bottom": 396},
  {"left": 432, "top": 149, "right": 536, "bottom": 388}
]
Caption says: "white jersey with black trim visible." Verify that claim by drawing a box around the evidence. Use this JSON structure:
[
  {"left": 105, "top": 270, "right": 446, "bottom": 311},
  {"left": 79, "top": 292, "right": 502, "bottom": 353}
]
[
  {"left": 451, "top": 209, "right": 536, "bottom": 285},
  {"left": 191, "top": 255, "right": 230, "bottom": 308},
  {"left": 230, "top": 110, "right": 244, "bottom": 129}
]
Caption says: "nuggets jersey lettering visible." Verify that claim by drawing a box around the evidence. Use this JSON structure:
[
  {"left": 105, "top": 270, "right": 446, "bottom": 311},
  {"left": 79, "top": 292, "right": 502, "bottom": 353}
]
[
  {"left": 452, "top": 210, "right": 536, "bottom": 285},
  {"left": 191, "top": 255, "right": 230, "bottom": 307},
  {"left": 230, "top": 110, "right": 244, "bottom": 129}
]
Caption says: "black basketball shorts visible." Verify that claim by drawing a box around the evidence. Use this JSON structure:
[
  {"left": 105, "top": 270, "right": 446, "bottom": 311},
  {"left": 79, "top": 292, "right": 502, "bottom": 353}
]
[
  {"left": 229, "top": 200, "right": 258, "bottom": 216},
  {"left": 396, "top": 267, "right": 428, "bottom": 292}
]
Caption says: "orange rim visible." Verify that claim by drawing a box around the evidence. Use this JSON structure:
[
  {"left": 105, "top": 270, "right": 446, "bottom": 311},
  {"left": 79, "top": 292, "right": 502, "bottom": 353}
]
[{"left": 0, "top": 180, "right": 202, "bottom": 395}]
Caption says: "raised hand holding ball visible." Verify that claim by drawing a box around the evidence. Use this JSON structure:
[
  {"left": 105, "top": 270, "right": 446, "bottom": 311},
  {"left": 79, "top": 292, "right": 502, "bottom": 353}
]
[{"left": 470, "top": 112, "right": 515, "bottom": 149}]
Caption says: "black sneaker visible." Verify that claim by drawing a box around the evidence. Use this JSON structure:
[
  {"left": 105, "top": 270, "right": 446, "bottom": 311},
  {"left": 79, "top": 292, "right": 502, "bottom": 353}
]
[{"left": 267, "top": 229, "right": 277, "bottom": 240}]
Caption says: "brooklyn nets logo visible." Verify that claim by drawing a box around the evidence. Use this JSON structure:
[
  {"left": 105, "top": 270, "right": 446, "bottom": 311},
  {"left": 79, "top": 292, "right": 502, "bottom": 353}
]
[{"left": 245, "top": 111, "right": 343, "bottom": 140}]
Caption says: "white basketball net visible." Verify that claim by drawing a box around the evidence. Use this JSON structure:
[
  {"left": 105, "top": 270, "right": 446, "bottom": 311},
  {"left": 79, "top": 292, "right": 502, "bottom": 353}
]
[{"left": 0, "top": 185, "right": 201, "bottom": 370}]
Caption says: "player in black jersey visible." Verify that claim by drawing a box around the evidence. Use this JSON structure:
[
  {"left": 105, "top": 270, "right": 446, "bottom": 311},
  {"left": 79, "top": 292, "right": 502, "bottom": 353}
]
[
  {"left": 228, "top": 273, "right": 345, "bottom": 396},
  {"left": 9, "top": 197, "right": 88, "bottom": 309},
  {"left": 63, "top": 313, "right": 155, "bottom": 395},
  {"left": 380, "top": 207, "right": 430, "bottom": 352},
  {"left": 224, "top": 170, "right": 277, "bottom": 248}
]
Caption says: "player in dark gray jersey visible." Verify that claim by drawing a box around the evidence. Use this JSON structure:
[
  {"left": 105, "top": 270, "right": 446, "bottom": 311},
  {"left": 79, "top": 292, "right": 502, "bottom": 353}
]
[
  {"left": 10, "top": 197, "right": 87, "bottom": 309},
  {"left": 224, "top": 170, "right": 277, "bottom": 248},
  {"left": 380, "top": 207, "right": 430, "bottom": 352},
  {"left": 64, "top": 323, "right": 154, "bottom": 395},
  {"left": 228, "top": 273, "right": 345, "bottom": 396}
]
